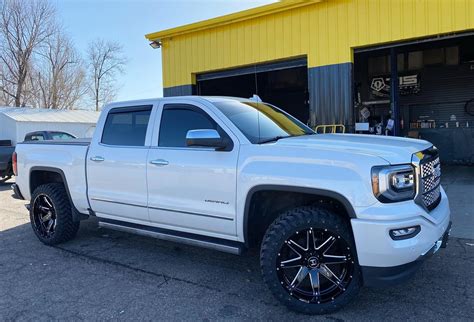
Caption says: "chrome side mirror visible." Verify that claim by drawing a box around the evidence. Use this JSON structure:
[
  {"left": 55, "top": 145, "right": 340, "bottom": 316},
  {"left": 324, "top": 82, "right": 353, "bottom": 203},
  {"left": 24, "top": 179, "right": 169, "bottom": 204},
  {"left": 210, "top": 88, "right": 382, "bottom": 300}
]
[{"left": 186, "top": 129, "right": 227, "bottom": 149}]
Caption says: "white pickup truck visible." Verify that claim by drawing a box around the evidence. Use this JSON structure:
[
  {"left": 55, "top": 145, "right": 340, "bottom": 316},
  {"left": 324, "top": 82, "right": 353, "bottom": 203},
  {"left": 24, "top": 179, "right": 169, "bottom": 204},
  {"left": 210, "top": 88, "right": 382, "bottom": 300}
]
[{"left": 12, "top": 96, "right": 451, "bottom": 314}]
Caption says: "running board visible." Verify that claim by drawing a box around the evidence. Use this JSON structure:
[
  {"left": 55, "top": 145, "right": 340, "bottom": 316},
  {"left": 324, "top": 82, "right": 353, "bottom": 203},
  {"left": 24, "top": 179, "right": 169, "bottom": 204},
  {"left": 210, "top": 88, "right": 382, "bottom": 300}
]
[{"left": 98, "top": 219, "right": 244, "bottom": 255}]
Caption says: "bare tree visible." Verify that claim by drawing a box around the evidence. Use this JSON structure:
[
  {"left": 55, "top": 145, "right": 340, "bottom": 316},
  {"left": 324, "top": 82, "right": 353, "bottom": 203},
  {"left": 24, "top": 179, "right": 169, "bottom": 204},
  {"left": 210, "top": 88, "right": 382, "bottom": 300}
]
[
  {"left": 87, "top": 39, "right": 126, "bottom": 111},
  {"left": 0, "top": 0, "right": 55, "bottom": 107},
  {"left": 0, "top": 63, "right": 14, "bottom": 106},
  {"left": 32, "top": 29, "right": 87, "bottom": 109}
]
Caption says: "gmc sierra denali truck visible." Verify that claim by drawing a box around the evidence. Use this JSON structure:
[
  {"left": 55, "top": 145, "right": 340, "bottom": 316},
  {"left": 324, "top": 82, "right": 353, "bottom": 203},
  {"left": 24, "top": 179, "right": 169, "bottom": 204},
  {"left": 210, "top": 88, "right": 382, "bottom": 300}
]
[{"left": 12, "top": 96, "right": 451, "bottom": 314}]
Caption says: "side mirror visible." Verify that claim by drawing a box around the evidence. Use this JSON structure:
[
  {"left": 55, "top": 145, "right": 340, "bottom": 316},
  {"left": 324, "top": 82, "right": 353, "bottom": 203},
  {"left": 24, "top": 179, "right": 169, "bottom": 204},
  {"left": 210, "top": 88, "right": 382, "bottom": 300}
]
[{"left": 186, "top": 129, "right": 227, "bottom": 149}]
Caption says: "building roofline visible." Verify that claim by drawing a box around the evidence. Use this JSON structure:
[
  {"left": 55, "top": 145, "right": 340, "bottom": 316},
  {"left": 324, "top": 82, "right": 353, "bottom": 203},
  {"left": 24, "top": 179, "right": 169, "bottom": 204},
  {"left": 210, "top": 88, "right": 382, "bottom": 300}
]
[{"left": 145, "top": 0, "right": 322, "bottom": 41}]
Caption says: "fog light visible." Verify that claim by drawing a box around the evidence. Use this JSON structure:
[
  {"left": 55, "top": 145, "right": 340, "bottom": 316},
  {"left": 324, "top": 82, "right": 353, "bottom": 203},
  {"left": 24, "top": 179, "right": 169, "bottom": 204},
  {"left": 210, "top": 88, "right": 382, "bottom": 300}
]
[{"left": 390, "top": 226, "right": 420, "bottom": 240}]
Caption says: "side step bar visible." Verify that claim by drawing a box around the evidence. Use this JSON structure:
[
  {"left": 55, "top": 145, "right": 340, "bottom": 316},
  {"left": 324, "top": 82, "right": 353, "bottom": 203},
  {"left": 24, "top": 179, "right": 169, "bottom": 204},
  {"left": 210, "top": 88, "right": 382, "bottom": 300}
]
[{"left": 98, "top": 219, "right": 244, "bottom": 255}]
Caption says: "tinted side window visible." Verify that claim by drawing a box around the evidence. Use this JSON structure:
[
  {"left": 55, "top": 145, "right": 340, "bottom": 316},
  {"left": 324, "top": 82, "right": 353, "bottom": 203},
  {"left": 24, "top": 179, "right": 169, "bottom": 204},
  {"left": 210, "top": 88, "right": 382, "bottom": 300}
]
[
  {"left": 29, "top": 134, "right": 44, "bottom": 141},
  {"left": 101, "top": 106, "right": 152, "bottom": 146},
  {"left": 159, "top": 105, "right": 217, "bottom": 148},
  {"left": 50, "top": 132, "right": 75, "bottom": 140}
]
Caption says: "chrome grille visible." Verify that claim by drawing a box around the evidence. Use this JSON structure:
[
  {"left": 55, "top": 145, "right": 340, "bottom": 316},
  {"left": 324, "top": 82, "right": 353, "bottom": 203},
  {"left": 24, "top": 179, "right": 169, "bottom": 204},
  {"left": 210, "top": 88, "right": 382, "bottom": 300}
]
[
  {"left": 422, "top": 185, "right": 441, "bottom": 208},
  {"left": 421, "top": 157, "right": 440, "bottom": 178},
  {"left": 422, "top": 171, "right": 441, "bottom": 193},
  {"left": 419, "top": 154, "right": 441, "bottom": 210}
]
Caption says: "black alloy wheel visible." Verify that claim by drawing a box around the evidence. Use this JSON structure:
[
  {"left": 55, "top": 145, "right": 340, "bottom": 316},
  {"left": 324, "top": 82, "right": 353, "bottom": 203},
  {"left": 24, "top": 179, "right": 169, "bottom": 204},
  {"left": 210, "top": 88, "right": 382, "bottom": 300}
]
[
  {"left": 276, "top": 227, "right": 354, "bottom": 304},
  {"left": 261, "top": 206, "right": 361, "bottom": 314},
  {"left": 32, "top": 194, "right": 57, "bottom": 238},
  {"left": 30, "top": 183, "right": 79, "bottom": 245}
]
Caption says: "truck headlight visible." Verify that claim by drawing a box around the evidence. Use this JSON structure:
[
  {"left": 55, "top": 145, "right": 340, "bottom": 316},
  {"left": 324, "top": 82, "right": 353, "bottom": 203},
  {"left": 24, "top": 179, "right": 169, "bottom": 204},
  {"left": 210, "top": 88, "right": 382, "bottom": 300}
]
[{"left": 371, "top": 165, "right": 415, "bottom": 202}]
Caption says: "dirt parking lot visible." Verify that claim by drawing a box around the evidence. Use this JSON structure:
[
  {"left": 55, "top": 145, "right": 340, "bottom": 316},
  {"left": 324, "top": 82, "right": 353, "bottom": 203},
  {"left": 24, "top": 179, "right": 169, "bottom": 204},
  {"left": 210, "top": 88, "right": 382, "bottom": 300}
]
[{"left": 1, "top": 168, "right": 473, "bottom": 320}]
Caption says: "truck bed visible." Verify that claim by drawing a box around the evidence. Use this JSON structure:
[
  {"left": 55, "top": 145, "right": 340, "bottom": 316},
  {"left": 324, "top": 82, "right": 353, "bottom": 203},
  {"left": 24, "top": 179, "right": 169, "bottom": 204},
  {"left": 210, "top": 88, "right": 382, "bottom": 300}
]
[{"left": 14, "top": 139, "right": 91, "bottom": 213}]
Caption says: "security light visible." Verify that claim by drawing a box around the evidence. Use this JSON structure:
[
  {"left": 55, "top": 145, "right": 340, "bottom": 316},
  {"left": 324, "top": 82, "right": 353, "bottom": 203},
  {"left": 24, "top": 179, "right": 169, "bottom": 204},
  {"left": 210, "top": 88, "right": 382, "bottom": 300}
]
[{"left": 149, "top": 40, "right": 161, "bottom": 49}]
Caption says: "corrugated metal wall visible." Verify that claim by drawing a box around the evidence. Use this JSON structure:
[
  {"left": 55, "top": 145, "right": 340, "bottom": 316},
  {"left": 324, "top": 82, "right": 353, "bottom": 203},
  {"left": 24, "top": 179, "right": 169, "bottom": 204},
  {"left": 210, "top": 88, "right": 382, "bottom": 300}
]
[
  {"left": 402, "top": 64, "right": 474, "bottom": 108},
  {"left": 308, "top": 63, "right": 353, "bottom": 126},
  {"left": 161, "top": 0, "right": 474, "bottom": 88},
  {"left": 163, "top": 85, "right": 194, "bottom": 97},
  {"left": 401, "top": 63, "right": 474, "bottom": 127},
  {"left": 403, "top": 64, "right": 474, "bottom": 164}
]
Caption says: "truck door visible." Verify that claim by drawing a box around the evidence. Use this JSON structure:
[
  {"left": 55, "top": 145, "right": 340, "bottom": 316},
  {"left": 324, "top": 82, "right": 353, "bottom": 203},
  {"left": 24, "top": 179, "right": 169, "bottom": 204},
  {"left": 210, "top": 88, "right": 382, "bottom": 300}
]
[
  {"left": 87, "top": 105, "right": 154, "bottom": 223},
  {"left": 147, "top": 101, "right": 238, "bottom": 237}
]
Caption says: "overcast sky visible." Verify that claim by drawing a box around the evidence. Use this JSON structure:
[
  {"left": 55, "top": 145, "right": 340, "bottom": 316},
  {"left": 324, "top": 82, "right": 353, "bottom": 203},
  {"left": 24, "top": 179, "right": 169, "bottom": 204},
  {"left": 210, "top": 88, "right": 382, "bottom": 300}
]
[{"left": 54, "top": 0, "right": 275, "bottom": 103}]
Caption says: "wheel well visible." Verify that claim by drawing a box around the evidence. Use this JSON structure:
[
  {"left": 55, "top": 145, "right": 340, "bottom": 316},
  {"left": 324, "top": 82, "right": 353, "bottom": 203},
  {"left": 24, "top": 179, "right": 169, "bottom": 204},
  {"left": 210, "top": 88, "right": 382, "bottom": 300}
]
[
  {"left": 30, "top": 170, "right": 65, "bottom": 194},
  {"left": 29, "top": 168, "right": 89, "bottom": 222},
  {"left": 245, "top": 189, "right": 354, "bottom": 249}
]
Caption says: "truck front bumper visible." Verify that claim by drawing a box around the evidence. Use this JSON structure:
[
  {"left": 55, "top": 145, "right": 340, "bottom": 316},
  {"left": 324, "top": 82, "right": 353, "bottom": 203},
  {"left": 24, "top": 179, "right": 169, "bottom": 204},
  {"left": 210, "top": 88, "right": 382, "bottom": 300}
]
[{"left": 351, "top": 188, "right": 451, "bottom": 287}]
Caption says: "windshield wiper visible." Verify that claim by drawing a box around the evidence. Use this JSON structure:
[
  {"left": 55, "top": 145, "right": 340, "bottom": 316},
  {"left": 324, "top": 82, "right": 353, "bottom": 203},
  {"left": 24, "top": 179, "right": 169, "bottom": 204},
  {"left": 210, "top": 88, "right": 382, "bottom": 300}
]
[{"left": 258, "top": 135, "right": 292, "bottom": 144}]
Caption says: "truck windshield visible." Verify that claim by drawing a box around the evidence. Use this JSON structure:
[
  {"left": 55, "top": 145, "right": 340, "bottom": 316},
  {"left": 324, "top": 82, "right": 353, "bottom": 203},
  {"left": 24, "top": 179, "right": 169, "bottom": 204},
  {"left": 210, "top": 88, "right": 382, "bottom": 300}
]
[{"left": 214, "top": 100, "right": 314, "bottom": 144}]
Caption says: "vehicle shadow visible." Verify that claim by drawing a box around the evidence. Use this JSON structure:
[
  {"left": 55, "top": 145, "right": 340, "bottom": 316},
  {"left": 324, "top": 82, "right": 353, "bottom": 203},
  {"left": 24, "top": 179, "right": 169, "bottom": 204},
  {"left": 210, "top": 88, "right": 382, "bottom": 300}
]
[
  {"left": 0, "top": 181, "right": 12, "bottom": 192},
  {"left": 0, "top": 217, "right": 472, "bottom": 320},
  {"left": 0, "top": 179, "right": 22, "bottom": 200}
]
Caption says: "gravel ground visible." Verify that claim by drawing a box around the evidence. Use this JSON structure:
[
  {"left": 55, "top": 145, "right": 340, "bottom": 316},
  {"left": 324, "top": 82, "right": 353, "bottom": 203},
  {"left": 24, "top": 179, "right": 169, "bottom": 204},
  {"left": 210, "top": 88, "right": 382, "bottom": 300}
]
[{"left": 0, "top": 174, "right": 473, "bottom": 321}]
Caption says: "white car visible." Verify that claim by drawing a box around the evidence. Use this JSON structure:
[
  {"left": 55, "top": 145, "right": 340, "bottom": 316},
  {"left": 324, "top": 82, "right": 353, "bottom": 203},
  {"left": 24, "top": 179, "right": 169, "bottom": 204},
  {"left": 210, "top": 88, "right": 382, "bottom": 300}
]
[{"left": 12, "top": 96, "right": 451, "bottom": 314}]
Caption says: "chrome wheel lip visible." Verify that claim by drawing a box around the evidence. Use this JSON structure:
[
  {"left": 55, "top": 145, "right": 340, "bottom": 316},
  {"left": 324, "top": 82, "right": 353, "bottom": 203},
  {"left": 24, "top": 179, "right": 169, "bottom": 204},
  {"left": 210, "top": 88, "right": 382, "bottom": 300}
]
[
  {"left": 32, "top": 194, "right": 57, "bottom": 238},
  {"left": 276, "top": 227, "right": 354, "bottom": 304}
]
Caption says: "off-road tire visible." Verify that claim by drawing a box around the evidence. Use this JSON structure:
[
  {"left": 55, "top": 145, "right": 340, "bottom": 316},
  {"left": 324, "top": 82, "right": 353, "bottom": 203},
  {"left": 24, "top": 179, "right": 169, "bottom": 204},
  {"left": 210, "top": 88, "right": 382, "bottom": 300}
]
[
  {"left": 260, "top": 205, "right": 361, "bottom": 314},
  {"left": 30, "top": 183, "right": 79, "bottom": 245}
]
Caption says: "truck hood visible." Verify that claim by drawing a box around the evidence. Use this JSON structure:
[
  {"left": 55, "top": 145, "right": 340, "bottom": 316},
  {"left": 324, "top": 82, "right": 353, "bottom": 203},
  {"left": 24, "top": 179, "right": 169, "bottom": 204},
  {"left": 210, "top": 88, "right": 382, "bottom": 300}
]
[{"left": 275, "top": 134, "right": 432, "bottom": 164}]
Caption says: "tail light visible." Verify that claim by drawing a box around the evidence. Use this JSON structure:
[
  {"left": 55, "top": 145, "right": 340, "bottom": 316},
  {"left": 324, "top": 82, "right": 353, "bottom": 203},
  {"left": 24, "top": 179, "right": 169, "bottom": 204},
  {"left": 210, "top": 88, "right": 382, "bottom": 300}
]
[{"left": 12, "top": 151, "right": 17, "bottom": 176}]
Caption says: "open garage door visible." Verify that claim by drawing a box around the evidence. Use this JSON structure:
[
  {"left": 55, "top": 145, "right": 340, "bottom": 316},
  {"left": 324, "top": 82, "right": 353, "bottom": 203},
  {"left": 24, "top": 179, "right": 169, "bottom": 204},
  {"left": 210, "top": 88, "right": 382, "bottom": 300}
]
[
  {"left": 353, "top": 33, "right": 474, "bottom": 164},
  {"left": 197, "top": 58, "right": 310, "bottom": 124}
]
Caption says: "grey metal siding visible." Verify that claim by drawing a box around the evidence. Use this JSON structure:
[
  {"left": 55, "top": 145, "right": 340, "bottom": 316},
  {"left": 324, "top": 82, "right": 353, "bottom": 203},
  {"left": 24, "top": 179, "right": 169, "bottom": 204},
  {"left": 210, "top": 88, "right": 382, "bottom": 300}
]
[
  {"left": 163, "top": 85, "right": 195, "bottom": 97},
  {"left": 308, "top": 63, "right": 353, "bottom": 128}
]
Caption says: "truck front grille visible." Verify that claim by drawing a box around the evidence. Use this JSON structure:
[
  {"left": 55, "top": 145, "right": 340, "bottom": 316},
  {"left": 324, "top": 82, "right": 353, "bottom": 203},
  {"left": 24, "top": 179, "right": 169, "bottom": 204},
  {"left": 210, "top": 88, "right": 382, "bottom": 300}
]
[{"left": 419, "top": 152, "right": 441, "bottom": 211}]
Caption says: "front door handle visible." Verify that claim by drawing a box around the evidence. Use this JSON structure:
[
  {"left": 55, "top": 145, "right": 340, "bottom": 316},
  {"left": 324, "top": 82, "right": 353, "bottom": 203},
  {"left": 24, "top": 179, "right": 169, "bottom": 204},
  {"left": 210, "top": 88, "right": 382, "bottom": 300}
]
[
  {"left": 150, "top": 159, "right": 169, "bottom": 166},
  {"left": 90, "top": 156, "right": 105, "bottom": 162}
]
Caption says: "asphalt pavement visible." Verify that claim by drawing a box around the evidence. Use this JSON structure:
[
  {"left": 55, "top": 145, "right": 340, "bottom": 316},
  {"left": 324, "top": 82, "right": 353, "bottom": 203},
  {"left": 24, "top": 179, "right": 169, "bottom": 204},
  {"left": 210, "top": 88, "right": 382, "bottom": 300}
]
[{"left": 0, "top": 169, "right": 473, "bottom": 321}]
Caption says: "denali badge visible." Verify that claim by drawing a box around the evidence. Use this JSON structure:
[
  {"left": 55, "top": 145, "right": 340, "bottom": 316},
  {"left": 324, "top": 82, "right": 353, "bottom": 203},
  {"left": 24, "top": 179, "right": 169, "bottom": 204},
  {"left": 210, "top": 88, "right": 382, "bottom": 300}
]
[{"left": 205, "top": 199, "right": 230, "bottom": 205}]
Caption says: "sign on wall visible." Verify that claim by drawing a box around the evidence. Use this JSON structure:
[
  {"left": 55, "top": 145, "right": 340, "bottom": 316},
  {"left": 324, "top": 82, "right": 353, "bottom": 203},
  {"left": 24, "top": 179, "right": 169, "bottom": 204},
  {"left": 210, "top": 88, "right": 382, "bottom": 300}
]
[{"left": 370, "top": 74, "right": 420, "bottom": 98}]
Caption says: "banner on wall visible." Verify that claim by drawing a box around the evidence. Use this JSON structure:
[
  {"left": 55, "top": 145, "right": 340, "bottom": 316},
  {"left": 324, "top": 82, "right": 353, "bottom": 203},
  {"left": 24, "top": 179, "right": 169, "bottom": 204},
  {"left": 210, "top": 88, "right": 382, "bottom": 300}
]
[{"left": 370, "top": 74, "right": 420, "bottom": 98}]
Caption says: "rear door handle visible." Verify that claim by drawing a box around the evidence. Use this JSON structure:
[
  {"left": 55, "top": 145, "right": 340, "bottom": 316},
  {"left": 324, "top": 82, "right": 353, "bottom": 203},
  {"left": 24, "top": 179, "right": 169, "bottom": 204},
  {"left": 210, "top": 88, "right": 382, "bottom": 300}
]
[
  {"left": 90, "top": 156, "right": 105, "bottom": 162},
  {"left": 150, "top": 159, "right": 169, "bottom": 166}
]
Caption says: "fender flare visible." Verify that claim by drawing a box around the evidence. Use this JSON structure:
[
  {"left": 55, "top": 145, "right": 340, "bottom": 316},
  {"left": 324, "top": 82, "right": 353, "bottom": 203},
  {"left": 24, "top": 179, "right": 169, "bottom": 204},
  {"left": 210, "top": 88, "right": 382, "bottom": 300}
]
[
  {"left": 29, "top": 166, "right": 89, "bottom": 222},
  {"left": 243, "top": 185, "right": 357, "bottom": 246}
]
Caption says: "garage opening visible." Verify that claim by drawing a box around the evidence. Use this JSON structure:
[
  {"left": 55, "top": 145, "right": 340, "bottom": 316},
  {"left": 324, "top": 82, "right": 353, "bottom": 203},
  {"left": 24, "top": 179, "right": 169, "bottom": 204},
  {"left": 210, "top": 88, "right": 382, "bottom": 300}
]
[
  {"left": 354, "top": 34, "right": 474, "bottom": 164},
  {"left": 197, "top": 58, "right": 310, "bottom": 124}
]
